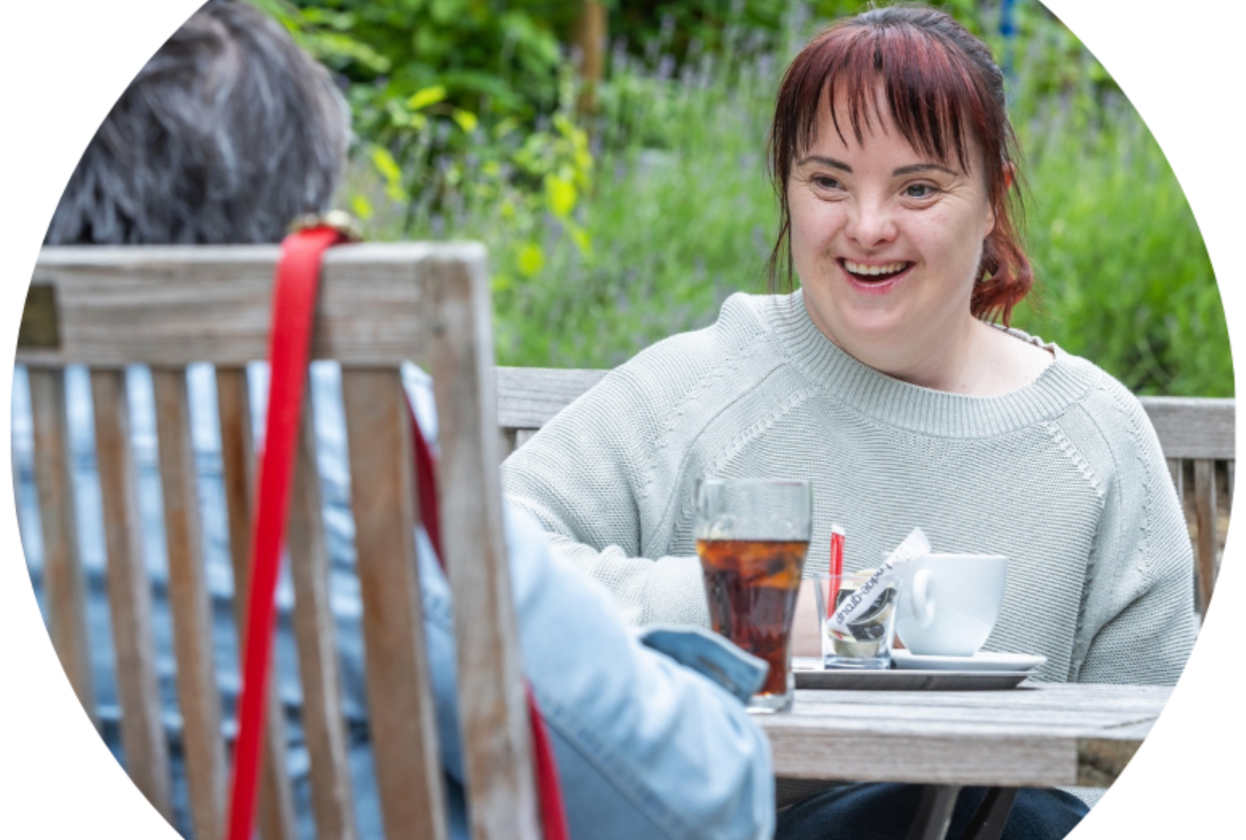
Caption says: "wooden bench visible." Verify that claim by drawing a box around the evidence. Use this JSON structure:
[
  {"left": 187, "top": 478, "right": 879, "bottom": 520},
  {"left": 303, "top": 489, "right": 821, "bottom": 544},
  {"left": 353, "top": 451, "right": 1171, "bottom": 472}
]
[
  {"left": 495, "top": 368, "right": 1234, "bottom": 618},
  {"left": 18, "top": 244, "right": 540, "bottom": 840}
]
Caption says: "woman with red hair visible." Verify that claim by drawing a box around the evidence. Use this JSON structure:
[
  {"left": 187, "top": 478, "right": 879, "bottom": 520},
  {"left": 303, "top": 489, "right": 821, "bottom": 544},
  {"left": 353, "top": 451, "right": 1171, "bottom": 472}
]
[{"left": 503, "top": 5, "right": 1195, "bottom": 837}]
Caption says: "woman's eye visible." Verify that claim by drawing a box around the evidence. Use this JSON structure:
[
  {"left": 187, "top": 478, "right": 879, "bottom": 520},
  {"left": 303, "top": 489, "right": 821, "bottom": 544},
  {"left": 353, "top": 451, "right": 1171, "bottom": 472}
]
[
  {"left": 904, "top": 183, "right": 938, "bottom": 198},
  {"left": 813, "top": 175, "right": 841, "bottom": 190}
]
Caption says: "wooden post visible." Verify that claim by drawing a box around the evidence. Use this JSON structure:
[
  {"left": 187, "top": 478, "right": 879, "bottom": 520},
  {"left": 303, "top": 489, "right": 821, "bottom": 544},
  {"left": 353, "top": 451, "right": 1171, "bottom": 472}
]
[
  {"left": 1161, "top": 458, "right": 1181, "bottom": 503},
  {"left": 215, "top": 368, "right": 299, "bottom": 840},
  {"left": 427, "top": 252, "right": 540, "bottom": 840},
  {"left": 9, "top": 396, "right": 25, "bottom": 565},
  {"left": 28, "top": 368, "right": 97, "bottom": 728},
  {"left": 343, "top": 369, "right": 448, "bottom": 840},
  {"left": 1194, "top": 459, "right": 1218, "bottom": 615},
  {"left": 152, "top": 366, "right": 227, "bottom": 840},
  {"left": 287, "top": 385, "right": 359, "bottom": 840},
  {"left": 90, "top": 369, "right": 172, "bottom": 819},
  {"left": 572, "top": 1, "right": 607, "bottom": 117},
  {"left": 1231, "top": 458, "right": 1241, "bottom": 515}
]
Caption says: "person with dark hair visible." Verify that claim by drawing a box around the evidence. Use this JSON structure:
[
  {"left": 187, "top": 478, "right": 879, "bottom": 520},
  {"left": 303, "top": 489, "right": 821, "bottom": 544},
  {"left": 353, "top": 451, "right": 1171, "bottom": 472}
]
[
  {"left": 20, "top": 2, "right": 780, "bottom": 839},
  {"left": 45, "top": 0, "right": 349, "bottom": 246},
  {"left": 502, "top": 5, "right": 1196, "bottom": 838}
]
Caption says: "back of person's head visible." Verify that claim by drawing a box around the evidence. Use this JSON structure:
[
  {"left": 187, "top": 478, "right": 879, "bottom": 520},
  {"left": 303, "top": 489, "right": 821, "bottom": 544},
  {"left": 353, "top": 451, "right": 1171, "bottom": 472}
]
[{"left": 46, "top": 0, "right": 350, "bottom": 246}]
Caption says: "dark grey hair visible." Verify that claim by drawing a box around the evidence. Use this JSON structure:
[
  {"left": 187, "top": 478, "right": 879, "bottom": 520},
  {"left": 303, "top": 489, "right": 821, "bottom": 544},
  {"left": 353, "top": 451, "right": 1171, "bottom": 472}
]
[{"left": 45, "top": 0, "right": 351, "bottom": 245}]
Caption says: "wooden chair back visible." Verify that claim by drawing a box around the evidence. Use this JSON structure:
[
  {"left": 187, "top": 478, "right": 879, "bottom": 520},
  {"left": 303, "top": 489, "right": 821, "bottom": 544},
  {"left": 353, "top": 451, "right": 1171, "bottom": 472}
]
[
  {"left": 17, "top": 244, "right": 540, "bottom": 840},
  {"left": 496, "top": 368, "right": 1235, "bottom": 618}
]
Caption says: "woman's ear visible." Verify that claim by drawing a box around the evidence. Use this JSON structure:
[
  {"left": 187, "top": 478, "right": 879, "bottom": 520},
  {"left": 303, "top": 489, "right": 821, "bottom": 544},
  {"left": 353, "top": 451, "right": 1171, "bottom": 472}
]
[{"left": 1003, "top": 161, "right": 1016, "bottom": 193}]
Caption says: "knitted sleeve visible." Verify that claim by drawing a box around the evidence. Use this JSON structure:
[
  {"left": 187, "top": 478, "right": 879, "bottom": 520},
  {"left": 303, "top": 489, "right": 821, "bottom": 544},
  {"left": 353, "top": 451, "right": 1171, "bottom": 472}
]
[
  {"left": 500, "top": 295, "right": 777, "bottom": 628},
  {"left": 1067, "top": 382, "right": 1198, "bottom": 686},
  {"left": 499, "top": 360, "right": 712, "bottom": 629}
]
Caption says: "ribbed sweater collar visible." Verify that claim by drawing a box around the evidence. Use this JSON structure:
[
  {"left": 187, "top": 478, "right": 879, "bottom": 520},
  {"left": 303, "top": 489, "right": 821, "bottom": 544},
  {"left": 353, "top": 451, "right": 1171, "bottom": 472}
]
[{"left": 757, "top": 289, "right": 1100, "bottom": 439}]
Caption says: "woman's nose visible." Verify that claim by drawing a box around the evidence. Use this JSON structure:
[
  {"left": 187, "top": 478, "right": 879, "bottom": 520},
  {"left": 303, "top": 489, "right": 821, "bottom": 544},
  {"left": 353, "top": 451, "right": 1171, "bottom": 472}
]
[{"left": 846, "top": 199, "right": 897, "bottom": 248}]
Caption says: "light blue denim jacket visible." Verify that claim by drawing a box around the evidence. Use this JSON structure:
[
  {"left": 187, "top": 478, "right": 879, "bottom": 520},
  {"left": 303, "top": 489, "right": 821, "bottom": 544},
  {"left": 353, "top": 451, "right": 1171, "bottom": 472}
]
[{"left": 12, "top": 363, "right": 775, "bottom": 840}]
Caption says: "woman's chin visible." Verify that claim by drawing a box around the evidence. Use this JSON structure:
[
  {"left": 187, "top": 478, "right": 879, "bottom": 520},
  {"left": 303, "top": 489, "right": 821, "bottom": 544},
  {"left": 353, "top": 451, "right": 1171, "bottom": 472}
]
[{"left": 836, "top": 314, "right": 912, "bottom": 348}]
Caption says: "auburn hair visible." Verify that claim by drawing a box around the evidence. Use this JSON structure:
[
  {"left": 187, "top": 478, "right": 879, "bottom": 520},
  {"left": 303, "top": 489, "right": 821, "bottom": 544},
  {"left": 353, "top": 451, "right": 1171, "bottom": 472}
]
[{"left": 766, "top": 4, "right": 1032, "bottom": 324}]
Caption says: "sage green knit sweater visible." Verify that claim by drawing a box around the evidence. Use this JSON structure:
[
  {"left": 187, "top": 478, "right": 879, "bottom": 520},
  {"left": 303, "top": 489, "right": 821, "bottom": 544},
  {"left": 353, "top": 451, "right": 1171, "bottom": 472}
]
[{"left": 501, "top": 291, "right": 1197, "bottom": 685}]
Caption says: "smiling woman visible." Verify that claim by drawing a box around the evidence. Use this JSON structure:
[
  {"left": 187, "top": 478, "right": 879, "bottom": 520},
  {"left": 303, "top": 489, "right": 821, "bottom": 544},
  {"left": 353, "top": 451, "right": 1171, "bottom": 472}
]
[
  {"left": 784, "top": 103, "right": 1053, "bottom": 394},
  {"left": 500, "top": 4, "right": 1197, "bottom": 839},
  {"left": 770, "top": 5, "right": 1048, "bottom": 396}
]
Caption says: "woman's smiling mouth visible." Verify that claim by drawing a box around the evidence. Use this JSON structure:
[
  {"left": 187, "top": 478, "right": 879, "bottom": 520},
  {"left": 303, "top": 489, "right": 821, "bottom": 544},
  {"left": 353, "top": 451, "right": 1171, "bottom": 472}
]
[{"left": 837, "top": 258, "right": 915, "bottom": 292}]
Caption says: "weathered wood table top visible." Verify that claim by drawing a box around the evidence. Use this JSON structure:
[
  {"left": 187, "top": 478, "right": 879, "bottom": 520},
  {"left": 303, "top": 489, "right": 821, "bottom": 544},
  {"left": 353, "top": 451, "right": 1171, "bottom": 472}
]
[{"left": 757, "top": 682, "right": 1170, "bottom": 789}]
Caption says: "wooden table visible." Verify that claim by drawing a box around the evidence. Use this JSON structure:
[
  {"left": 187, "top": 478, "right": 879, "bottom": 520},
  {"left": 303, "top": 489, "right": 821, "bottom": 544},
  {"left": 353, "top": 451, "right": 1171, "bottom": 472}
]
[{"left": 757, "top": 682, "right": 1170, "bottom": 840}]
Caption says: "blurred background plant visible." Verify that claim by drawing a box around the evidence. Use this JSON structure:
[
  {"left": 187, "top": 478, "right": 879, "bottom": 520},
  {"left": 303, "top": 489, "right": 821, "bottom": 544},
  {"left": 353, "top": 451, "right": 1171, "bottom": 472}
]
[{"left": 246, "top": 0, "right": 1229, "bottom": 396}]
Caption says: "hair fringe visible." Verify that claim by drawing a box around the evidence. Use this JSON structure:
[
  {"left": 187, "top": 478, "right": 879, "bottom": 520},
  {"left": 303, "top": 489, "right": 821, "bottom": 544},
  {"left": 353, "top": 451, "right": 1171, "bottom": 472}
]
[{"left": 766, "top": 3, "right": 1033, "bottom": 324}]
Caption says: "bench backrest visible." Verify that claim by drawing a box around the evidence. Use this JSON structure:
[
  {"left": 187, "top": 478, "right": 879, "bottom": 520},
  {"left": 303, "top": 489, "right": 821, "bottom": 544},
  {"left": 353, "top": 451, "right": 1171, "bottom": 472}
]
[
  {"left": 18, "top": 244, "right": 540, "bottom": 840},
  {"left": 495, "top": 368, "right": 1234, "bottom": 618}
]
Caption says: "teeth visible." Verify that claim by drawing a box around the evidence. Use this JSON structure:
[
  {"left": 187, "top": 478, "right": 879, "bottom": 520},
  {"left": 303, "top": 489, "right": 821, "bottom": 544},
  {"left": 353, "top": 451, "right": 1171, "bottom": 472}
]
[{"left": 844, "top": 260, "right": 908, "bottom": 276}]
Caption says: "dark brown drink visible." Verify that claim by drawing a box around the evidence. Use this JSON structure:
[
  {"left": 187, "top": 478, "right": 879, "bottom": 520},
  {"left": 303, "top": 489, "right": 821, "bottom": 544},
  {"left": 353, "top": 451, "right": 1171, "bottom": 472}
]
[{"left": 697, "top": 539, "right": 809, "bottom": 697}]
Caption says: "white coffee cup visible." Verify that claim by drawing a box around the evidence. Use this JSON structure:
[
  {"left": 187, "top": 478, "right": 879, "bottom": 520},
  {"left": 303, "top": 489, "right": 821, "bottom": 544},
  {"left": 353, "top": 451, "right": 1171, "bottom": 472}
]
[{"left": 896, "top": 554, "right": 1008, "bottom": 656}]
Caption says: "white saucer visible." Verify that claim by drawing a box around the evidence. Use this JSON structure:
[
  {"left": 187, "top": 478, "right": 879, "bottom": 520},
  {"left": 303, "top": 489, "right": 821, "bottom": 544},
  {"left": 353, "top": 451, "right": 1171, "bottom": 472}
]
[{"left": 891, "top": 650, "right": 1047, "bottom": 673}]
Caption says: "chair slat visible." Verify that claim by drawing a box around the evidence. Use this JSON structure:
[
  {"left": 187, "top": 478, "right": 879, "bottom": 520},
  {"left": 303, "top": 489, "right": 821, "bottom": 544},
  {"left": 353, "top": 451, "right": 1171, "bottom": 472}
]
[
  {"left": 214, "top": 367, "right": 298, "bottom": 840},
  {"left": 341, "top": 369, "right": 447, "bottom": 840},
  {"left": 152, "top": 367, "right": 226, "bottom": 840},
  {"left": 427, "top": 258, "right": 540, "bottom": 840},
  {"left": 27, "top": 367, "right": 97, "bottom": 727},
  {"left": 8, "top": 411, "right": 21, "bottom": 543},
  {"left": 1193, "top": 459, "right": 1218, "bottom": 616},
  {"left": 287, "top": 385, "right": 358, "bottom": 840},
  {"left": 89, "top": 369, "right": 172, "bottom": 818},
  {"left": 498, "top": 429, "right": 516, "bottom": 463},
  {"left": 1167, "top": 458, "right": 1184, "bottom": 508}
]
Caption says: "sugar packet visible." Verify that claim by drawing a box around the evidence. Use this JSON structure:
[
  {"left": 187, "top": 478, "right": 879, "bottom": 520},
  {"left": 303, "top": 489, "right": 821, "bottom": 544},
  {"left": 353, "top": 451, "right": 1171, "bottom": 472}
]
[{"left": 825, "top": 527, "right": 930, "bottom": 635}]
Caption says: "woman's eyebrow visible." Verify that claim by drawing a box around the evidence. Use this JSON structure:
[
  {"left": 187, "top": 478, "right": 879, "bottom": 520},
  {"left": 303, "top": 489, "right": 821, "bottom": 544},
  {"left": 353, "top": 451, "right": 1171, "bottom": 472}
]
[
  {"left": 892, "top": 163, "right": 959, "bottom": 177},
  {"left": 796, "top": 155, "right": 852, "bottom": 172}
]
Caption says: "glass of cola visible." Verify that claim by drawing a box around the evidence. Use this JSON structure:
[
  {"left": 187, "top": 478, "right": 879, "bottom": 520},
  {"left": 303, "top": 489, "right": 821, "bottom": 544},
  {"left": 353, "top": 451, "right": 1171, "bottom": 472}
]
[{"left": 695, "top": 478, "right": 812, "bottom": 713}]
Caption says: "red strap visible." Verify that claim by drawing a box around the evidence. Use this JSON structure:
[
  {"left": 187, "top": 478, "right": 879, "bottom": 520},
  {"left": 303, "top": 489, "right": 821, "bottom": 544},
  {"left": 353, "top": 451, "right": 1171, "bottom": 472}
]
[
  {"left": 525, "top": 683, "right": 570, "bottom": 840},
  {"left": 226, "top": 229, "right": 568, "bottom": 840},
  {"left": 226, "top": 226, "right": 346, "bottom": 840},
  {"left": 406, "top": 403, "right": 569, "bottom": 840},
  {"left": 409, "top": 405, "right": 442, "bottom": 559}
]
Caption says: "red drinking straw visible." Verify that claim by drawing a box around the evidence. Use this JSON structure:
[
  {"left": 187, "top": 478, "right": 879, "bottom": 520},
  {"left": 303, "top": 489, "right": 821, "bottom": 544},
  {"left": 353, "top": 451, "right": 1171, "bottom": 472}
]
[{"left": 827, "top": 524, "right": 845, "bottom": 619}]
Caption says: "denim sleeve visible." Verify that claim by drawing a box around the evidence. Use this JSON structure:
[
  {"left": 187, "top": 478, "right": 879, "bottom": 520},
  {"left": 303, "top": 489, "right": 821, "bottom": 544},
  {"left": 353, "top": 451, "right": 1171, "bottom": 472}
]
[
  {"left": 633, "top": 626, "right": 768, "bottom": 703},
  {"left": 418, "top": 505, "right": 775, "bottom": 840}
]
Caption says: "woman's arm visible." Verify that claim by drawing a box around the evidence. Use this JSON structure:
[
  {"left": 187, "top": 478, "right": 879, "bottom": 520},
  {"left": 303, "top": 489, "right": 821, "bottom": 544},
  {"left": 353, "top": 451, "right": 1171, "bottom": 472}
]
[
  {"left": 1070, "top": 390, "right": 1198, "bottom": 685},
  {"left": 500, "top": 368, "right": 710, "bottom": 627}
]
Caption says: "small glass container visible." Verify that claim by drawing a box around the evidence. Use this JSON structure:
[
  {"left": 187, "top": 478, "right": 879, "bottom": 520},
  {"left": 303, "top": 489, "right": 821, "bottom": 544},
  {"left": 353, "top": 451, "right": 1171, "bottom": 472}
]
[{"left": 812, "top": 570, "right": 899, "bottom": 670}]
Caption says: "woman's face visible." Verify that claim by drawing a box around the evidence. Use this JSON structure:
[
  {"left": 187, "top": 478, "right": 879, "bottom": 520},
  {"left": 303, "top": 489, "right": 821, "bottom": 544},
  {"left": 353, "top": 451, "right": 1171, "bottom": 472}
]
[{"left": 787, "top": 91, "right": 997, "bottom": 370}]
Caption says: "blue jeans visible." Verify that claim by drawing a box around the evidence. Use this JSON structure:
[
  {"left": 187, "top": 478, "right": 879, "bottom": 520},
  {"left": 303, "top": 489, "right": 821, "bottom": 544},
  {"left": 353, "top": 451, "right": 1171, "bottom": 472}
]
[{"left": 776, "top": 783, "right": 1089, "bottom": 840}]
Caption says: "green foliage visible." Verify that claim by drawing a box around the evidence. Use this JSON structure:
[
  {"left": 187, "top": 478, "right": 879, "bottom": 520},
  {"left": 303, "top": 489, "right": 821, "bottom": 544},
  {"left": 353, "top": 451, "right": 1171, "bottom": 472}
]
[
  {"left": 249, "top": 0, "right": 1228, "bottom": 396},
  {"left": 267, "top": 0, "right": 573, "bottom": 121},
  {"left": 505, "top": 2, "right": 1227, "bottom": 396},
  {"left": 1011, "top": 92, "right": 1228, "bottom": 396},
  {"left": 251, "top": 0, "right": 593, "bottom": 286}
]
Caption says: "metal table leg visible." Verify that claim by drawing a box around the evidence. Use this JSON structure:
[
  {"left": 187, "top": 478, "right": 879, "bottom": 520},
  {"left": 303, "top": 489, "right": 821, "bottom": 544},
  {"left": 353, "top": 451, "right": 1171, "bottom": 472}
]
[
  {"left": 959, "top": 787, "right": 1018, "bottom": 840},
  {"left": 905, "top": 785, "right": 962, "bottom": 840},
  {"left": 903, "top": 785, "right": 1019, "bottom": 840}
]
